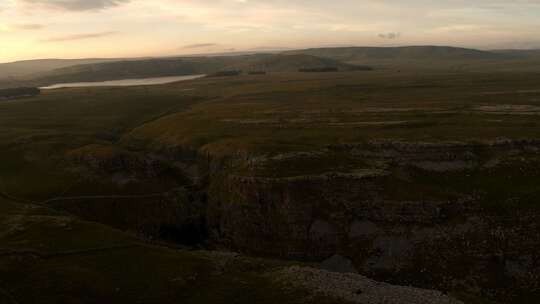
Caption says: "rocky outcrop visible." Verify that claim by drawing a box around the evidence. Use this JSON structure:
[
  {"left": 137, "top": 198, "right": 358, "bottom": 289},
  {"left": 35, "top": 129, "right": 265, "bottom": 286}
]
[
  {"left": 49, "top": 187, "right": 208, "bottom": 245},
  {"left": 56, "top": 139, "right": 540, "bottom": 302},
  {"left": 206, "top": 140, "right": 540, "bottom": 303},
  {"left": 59, "top": 144, "right": 206, "bottom": 244}
]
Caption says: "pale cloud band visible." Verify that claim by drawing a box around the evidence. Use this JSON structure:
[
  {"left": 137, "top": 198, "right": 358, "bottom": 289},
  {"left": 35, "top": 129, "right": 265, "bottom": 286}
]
[
  {"left": 183, "top": 43, "right": 219, "bottom": 49},
  {"left": 41, "top": 31, "right": 117, "bottom": 42}
]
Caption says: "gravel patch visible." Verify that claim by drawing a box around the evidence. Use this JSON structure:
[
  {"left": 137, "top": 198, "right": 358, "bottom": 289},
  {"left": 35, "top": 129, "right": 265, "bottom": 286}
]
[{"left": 273, "top": 266, "right": 463, "bottom": 304}]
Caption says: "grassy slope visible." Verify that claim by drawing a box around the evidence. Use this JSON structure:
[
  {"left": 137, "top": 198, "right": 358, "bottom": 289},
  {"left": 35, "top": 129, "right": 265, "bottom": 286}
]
[
  {"left": 126, "top": 70, "right": 540, "bottom": 154},
  {"left": 0, "top": 197, "right": 344, "bottom": 304},
  {"left": 0, "top": 58, "right": 122, "bottom": 79},
  {"left": 0, "top": 83, "right": 205, "bottom": 201}
]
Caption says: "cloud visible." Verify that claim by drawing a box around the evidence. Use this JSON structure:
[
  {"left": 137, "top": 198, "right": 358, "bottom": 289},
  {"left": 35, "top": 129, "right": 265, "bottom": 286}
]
[
  {"left": 183, "top": 43, "right": 218, "bottom": 49},
  {"left": 12, "top": 23, "right": 45, "bottom": 30},
  {"left": 41, "top": 31, "right": 117, "bottom": 42},
  {"left": 378, "top": 32, "right": 401, "bottom": 39},
  {"left": 20, "top": 0, "right": 130, "bottom": 11},
  {"left": 4, "top": 0, "right": 540, "bottom": 62}
]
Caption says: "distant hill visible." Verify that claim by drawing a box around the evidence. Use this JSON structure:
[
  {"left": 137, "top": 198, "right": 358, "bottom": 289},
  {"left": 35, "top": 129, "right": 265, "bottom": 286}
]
[
  {"left": 280, "top": 46, "right": 540, "bottom": 72},
  {"left": 29, "top": 54, "right": 364, "bottom": 85},
  {"left": 6, "top": 45, "right": 540, "bottom": 89},
  {"left": 492, "top": 49, "right": 540, "bottom": 59},
  {"left": 225, "top": 53, "right": 370, "bottom": 72},
  {"left": 0, "top": 58, "right": 122, "bottom": 79},
  {"left": 284, "top": 46, "right": 506, "bottom": 62}
]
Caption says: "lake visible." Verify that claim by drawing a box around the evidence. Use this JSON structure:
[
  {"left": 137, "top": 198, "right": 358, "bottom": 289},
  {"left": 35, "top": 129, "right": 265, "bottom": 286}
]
[{"left": 40, "top": 75, "right": 206, "bottom": 90}]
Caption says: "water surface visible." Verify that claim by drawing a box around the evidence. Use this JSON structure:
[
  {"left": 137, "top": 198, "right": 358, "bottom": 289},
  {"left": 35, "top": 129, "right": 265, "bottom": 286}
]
[{"left": 41, "top": 75, "right": 205, "bottom": 89}]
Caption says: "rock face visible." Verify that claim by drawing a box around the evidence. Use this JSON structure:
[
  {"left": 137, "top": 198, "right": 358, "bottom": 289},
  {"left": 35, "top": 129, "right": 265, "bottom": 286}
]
[
  {"left": 206, "top": 141, "right": 540, "bottom": 302},
  {"left": 61, "top": 139, "right": 540, "bottom": 302},
  {"left": 57, "top": 144, "right": 206, "bottom": 244}
]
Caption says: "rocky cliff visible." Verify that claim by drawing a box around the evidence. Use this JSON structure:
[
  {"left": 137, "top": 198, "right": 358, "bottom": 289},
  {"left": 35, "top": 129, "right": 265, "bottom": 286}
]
[
  {"left": 204, "top": 140, "right": 540, "bottom": 303},
  {"left": 60, "top": 139, "right": 540, "bottom": 303}
]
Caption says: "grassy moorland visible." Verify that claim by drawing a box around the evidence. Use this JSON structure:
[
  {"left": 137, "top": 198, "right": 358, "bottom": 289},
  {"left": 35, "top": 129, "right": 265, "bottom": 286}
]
[
  {"left": 1, "top": 68, "right": 540, "bottom": 204},
  {"left": 0, "top": 84, "right": 205, "bottom": 201},
  {"left": 126, "top": 70, "right": 540, "bottom": 152},
  {"left": 1, "top": 62, "right": 540, "bottom": 303}
]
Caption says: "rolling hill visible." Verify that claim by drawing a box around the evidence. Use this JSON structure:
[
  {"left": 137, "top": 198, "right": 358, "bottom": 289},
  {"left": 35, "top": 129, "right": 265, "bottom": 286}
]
[
  {"left": 493, "top": 49, "right": 540, "bottom": 59},
  {"left": 284, "top": 46, "right": 506, "bottom": 62},
  {"left": 283, "top": 45, "right": 540, "bottom": 72},
  {"left": 0, "top": 58, "right": 123, "bottom": 79},
  {"left": 25, "top": 54, "right": 365, "bottom": 85},
  {"left": 4, "top": 46, "right": 540, "bottom": 89}
]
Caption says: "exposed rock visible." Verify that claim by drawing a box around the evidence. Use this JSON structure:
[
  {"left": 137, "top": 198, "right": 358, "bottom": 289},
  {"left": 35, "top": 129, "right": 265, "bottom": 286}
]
[
  {"left": 59, "top": 138, "right": 540, "bottom": 302},
  {"left": 206, "top": 140, "right": 540, "bottom": 302}
]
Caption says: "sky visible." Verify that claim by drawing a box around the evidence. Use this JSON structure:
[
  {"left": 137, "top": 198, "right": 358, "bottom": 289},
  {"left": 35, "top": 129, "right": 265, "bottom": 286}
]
[{"left": 1, "top": 0, "right": 540, "bottom": 62}]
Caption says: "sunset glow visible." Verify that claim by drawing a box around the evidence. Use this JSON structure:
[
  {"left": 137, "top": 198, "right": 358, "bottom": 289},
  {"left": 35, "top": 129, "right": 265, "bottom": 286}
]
[{"left": 1, "top": 0, "right": 540, "bottom": 62}]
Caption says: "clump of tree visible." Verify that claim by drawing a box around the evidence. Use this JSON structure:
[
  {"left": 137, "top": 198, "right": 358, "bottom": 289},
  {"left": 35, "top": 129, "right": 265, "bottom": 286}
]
[
  {"left": 207, "top": 70, "right": 242, "bottom": 77},
  {"left": 248, "top": 71, "right": 267, "bottom": 75},
  {"left": 0, "top": 87, "right": 40, "bottom": 100},
  {"left": 299, "top": 67, "right": 339, "bottom": 73}
]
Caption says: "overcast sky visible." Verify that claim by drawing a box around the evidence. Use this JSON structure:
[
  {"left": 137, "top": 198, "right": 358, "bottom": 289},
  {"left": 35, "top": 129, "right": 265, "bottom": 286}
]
[{"left": 1, "top": 0, "right": 540, "bottom": 62}]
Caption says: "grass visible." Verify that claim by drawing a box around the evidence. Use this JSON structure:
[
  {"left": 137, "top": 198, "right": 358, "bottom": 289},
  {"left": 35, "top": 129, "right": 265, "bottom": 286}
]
[
  {"left": 0, "top": 82, "right": 204, "bottom": 201},
  {"left": 125, "top": 71, "right": 540, "bottom": 155},
  {"left": 0, "top": 198, "right": 343, "bottom": 304}
]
